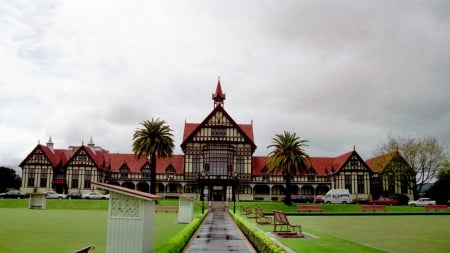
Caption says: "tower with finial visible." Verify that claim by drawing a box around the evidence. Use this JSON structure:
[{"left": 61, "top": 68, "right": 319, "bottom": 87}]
[
  {"left": 212, "top": 77, "right": 226, "bottom": 108},
  {"left": 47, "top": 136, "right": 54, "bottom": 153}
]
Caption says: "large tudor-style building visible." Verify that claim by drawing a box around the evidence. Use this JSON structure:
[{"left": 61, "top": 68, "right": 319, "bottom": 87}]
[{"left": 20, "top": 81, "right": 414, "bottom": 201}]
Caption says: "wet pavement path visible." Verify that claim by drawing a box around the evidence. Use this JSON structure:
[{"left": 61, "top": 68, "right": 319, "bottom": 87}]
[{"left": 183, "top": 210, "right": 256, "bottom": 252}]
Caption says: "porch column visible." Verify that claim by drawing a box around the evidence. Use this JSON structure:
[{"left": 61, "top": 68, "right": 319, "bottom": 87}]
[
  {"left": 249, "top": 184, "right": 255, "bottom": 199},
  {"left": 268, "top": 184, "right": 274, "bottom": 200}
]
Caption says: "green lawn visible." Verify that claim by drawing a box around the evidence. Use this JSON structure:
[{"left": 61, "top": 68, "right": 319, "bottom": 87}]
[
  {"left": 0, "top": 199, "right": 199, "bottom": 253},
  {"left": 1, "top": 199, "right": 449, "bottom": 253},
  {"left": 0, "top": 208, "right": 188, "bottom": 253},
  {"left": 293, "top": 215, "right": 450, "bottom": 253},
  {"left": 245, "top": 211, "right": 450, "bottom": 253}
]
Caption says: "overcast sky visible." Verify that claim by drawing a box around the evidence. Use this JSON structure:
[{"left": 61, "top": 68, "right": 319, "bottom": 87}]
[{"left": 1, "top": 0, "right": 449, "bottom": 172}]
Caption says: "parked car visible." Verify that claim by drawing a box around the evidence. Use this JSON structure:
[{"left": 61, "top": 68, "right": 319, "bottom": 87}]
[
  {"left": 82, "top": 192, "right": 109, "bottom": 200},
  {"left": 66, "top": 192, "right": 82, "bottom": 199},
  {"left": 408, "top": 198, "right": 436, "bottom": 207},
  {"left": 292, "top": 195, "right": 314, "bottom": 203},
  {"left": 0, "top": 190, "right": 28, "bottom": 199},
  {"left": 323, "top": 189, "right": 352, "bottom": 204},
  {"left": 315, "top": 195, "right": 324, "bottom": 203},
  {"left": 369, "top": 196, "right": 398, "bottom": 205},
  {"left": 352, "top": 198, "right": 369, "bottom": 204},
  {"left": 46, "top": 191, "right": 66, "bottom": 199}
]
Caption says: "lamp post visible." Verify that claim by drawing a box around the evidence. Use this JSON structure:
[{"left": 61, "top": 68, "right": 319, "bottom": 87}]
[{"left": 232, "top": 171, "right": 238, "bottom": 214}]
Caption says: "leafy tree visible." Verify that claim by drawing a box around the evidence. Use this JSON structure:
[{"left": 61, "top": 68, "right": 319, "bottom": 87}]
[
  {"left": 376, "top": 135, "right": 448, "bottom": 199},
  {"left": 132, "top": 118, "right": 175, "bottom": 194},
  {"left": 426, "top": 162, "right": 450, "bottom": 204},
  {"left": 0, "top": 167, "right": 21, "bottom": 192},
  {"left": 266, "top": 131, "right": 310, "bottom": 205}
]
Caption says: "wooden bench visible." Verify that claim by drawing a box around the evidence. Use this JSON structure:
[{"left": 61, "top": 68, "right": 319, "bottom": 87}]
[
  {"left": 362, "top": 205, "right": 386, "bottom": 212},
  {"left": 424, "top": 205, "right": 448, "bottom": 212},
  {"left": 272, "top": 210, "right": 303, "bottom": 237},
  {"left": 72, "top": 245, "right": 95, "bottom": 253},
  {"left": 245, "top": 206, "right": 258, "bottom": 218},
  {"left": 240, "top": 205, "right": 247, "bottom": 215},
  {"left": 255, "top": 207, "right": 272, "bottom": 225},
  {"left": 155, "top": 206, "right": 178, "bottom": 213},
  {"left": 297, "top": 205, "right": 323, "bottom": 213}
]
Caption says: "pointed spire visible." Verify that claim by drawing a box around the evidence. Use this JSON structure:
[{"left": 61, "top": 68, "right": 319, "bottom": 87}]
[
  {"left": 47, "top": 136, "right": 54, "bottom": 153},
  {"left": 212, "top": 77, "right": 226, "bottom": 108},
  {"left": 88, "top": 137, "right": 96, "bottom": 154}
]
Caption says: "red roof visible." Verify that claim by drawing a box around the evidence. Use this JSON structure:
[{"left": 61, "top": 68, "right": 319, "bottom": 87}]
[
  {"left": 20, "top": 144, "right": 185, "bottom": 175},
  {"left": 105, "top": 154, "right": 184, "bottom": 174},
  {"left": 365, "top": 152, "right": 398, "bottom": 173},
  {"left": 252, "top": 151, "right": 356, "bottom": 176}
]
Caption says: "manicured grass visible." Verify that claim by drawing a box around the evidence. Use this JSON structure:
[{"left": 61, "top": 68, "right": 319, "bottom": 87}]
[
  {"left": 239, "top": 204, "right": 450, "bottom": 253},
  {"left": 2, "top": 199, "right": 448, "bottom": 253},
  {"left": 293, "top": 215, "right": 450, "bottom": 253},
  {"left": 0, "top": 199, "right": 202, "bottom": 253}
]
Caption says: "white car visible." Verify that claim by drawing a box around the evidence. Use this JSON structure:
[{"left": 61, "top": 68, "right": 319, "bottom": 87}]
[
  {"left": 82, "top": 192, "right": 109, "bottom": 200},
  {"left": 408, "top": 198, "right": 436, "bottom": 207},
  {"left": 46, "top": 191, "right": 66, "bottom": 199}
]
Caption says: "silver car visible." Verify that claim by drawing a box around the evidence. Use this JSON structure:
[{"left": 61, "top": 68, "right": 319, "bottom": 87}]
[
  {"left": 46, "top": 191, "right": 66, "bottom": 199},
  {"left": 408, "top": 197, "right": 436, "bottom": 206},
  {"left": 81, "top": 192, "right": 109, "bottom": 199}
]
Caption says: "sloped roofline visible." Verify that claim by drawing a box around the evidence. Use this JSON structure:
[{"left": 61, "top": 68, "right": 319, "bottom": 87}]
[{"left": 180, "top": 104, "right": 256, "bottom": 151}]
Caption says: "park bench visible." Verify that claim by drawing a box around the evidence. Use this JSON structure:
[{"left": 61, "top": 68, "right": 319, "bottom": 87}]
[
  {"left": 240, "top": 205, "right": 247, "bottom": 215},
  {"left": 424, "top": 205, "right": 448, "bottom": 212},
  {"left": 155, "top": 206, "right": 178, "bottom": 213},
  {"left": 72, "top": 245, "right": 95, "bottom": 253},
  {"left": 272, "top": 210, "right": 303, "bottom": 238},
  {"left": 361, "top": 205, "right": 386, "bottom": 212},
  {"left": 255, "top": 207, "right": 272, "bottom": 225},
  {"left": 297, "top": 205, "right": 323, "bottom": 213},
  {"left": 245, "top": 206, "right": 258, "bottom": 218}
]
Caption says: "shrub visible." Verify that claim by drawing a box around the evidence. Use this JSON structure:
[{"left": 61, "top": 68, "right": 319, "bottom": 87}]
[
  {"left": 154, "top": 211, "right": 208, "bottom": 253},
  {"left": 230, "top": 212, "right": 286, "bottom": 253}
]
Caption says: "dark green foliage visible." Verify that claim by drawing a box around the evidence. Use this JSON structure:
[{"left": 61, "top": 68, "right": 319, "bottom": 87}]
[
  {"left": 0, "top": 167, "right": 21, "bottom": 193},
  {"left": 267, "top": 131, "right": 310, "bottom": 205},
  {"left": 132, "top": 118, "right": 175, "bottom": 194},
  {"left": 230, "top": 212, "right": 286, "bottom": 253},
  {"left": 426, "top": 166, "right": 450, "bottom": 204},
  {"left": 154, "top": 211, "right": 208, "bottom": 253}
]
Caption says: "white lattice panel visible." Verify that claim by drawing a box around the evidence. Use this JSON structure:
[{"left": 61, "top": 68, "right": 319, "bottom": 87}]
[{"left": 111, "top": 195, "right": 141, "bottom": 218}]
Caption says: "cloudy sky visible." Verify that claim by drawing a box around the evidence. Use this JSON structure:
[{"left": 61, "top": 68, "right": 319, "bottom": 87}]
[{"left": 1, "top": 0, "right": 449, "bottom": 172}]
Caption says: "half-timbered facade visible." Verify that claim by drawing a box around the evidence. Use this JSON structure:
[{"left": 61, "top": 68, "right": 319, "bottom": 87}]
[{"left": 19, "top": 81, "right": 413, "bottom": 201}]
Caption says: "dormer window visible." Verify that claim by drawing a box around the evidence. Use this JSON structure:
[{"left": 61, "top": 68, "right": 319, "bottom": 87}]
[
  {"left": 120, "top": 167, "right": 128, "bottom": 178},
  {"left": 142, "top": 168, "right": 150, "bottom": 178},
  {"left": 166, "top": 166, "right": 175, "bottom": 180},
  {"left": 262, "top": 168, "right": 270, "bottom": 182},
  {"left": 307, "top": 169, "right": 316, "bottom": 182}
]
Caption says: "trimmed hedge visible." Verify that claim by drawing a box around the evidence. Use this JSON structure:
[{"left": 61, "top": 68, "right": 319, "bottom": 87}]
[
  {"left": 230, "top": 211, "right": 286, "bottom": 253},
  {"left": 154, "top": 210, "right": 209, "bottom": 253}
]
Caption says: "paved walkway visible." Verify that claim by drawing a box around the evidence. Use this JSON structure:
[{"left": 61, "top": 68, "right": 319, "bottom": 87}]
[{"left": 182, "top": 206, "right": 256, "bottom": 252}]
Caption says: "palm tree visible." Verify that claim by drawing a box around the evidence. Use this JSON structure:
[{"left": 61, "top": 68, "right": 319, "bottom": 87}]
[
  {"left": 132, "top": 118, "right": 175, "bottom": 194},
  {"left": 266, "top": 131, "right": 310, "bottom": 205}
]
